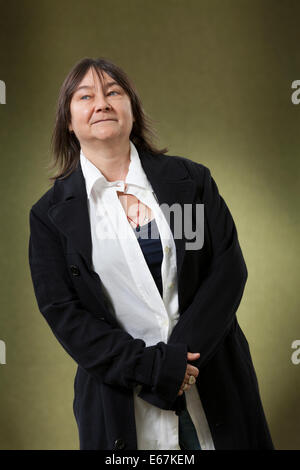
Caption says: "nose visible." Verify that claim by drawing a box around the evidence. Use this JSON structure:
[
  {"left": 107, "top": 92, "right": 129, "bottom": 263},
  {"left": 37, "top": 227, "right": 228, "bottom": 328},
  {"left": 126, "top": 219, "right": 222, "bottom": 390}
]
[{"left": 94, "top": 91, "right": 112, "bottom": 111}]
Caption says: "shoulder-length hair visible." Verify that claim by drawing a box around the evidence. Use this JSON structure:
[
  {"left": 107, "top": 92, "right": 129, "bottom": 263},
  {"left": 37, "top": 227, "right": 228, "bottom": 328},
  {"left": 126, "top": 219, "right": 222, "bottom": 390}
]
[{"left": 48, "top": 57, "right": 168, "bottom": 182}]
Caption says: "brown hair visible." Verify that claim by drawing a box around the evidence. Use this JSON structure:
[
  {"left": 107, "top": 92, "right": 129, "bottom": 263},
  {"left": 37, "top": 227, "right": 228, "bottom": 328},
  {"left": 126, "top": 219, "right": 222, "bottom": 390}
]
[{"left": 48, "top": 57, "right": 168, "bottom": 182}]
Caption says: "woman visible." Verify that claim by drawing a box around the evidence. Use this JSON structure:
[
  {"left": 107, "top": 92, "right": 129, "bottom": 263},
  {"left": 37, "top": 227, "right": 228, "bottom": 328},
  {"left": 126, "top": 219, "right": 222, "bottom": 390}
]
[{"left": 28, "top": 57, "right": 274, "bottom": 450}]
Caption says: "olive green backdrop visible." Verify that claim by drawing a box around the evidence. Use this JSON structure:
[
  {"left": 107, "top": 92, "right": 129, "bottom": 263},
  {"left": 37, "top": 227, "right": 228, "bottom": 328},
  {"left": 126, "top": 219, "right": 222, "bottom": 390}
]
[{"left": 0, "top": 0, "right": 299, "bottom": 450}]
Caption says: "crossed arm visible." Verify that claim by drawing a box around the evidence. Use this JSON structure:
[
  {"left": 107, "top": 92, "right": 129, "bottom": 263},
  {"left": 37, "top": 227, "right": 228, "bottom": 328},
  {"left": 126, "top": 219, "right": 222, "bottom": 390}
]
[{"left": 28, "top": 163, "right": 247, "bottom": 410}]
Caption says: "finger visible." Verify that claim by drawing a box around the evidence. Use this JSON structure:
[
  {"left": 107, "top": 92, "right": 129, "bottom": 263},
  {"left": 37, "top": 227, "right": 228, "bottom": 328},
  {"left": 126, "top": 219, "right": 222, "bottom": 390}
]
[
  {"left": 187, "top": 352, "right": 200, "bottom": 360},
  {"left": 187, "top": 363, "right": 199, "bottom": 373},
  {"left": 179, "top": 380, "right": 187, "bottom": 390},
  {"left": 182, "top": 383, "right": 191, "bottom": 391},
  {"left": 183, "top": 366, "right": 199, "bottom": 383},
  {"left": 184, "top": 374, "right": 197, "bottom": 384},
  {"left": 188, "top": 374, "right": 196, "bottom": 384},
  {"left": 186, "top": 365, "right": 199, "bottom": 377},
  {"left": 187, "top": 368, "right": 199, "bottom": 380},
  {"left": 183, "top": 381, "right": 191, "bottom": 389}
]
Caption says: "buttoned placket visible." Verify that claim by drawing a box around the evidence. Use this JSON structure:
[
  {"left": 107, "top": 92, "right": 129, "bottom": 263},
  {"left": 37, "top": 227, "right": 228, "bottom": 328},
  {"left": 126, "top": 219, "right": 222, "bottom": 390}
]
[
  {"left": 108, "top": 182, "right": 182, "bottom": 450},
  {"left": 102, "top": 181, "right": 179, "bottom": 344}
]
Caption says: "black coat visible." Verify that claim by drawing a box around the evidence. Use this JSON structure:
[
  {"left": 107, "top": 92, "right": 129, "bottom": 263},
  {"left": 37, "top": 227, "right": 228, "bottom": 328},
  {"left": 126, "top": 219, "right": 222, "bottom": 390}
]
[{"left": 28, "top": 146, "right": 274, "bottom": 450}]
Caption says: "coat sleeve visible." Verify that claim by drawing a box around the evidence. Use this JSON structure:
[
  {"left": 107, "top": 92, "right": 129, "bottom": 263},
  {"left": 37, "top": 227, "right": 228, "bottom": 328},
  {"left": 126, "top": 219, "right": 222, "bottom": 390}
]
[
  {"left": 168, "top": 163, "right": 248, "bottom": 367},
  {"left": 28, "top": 205, "right": 187, "bottom": 407},
  {"left": 137, "top": 163, "right": 248, "bottom": 411}
]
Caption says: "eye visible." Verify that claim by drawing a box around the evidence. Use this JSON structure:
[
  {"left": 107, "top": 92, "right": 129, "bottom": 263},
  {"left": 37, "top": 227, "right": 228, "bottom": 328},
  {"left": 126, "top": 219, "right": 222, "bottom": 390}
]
[
  {"left": 108, "top": 90, "right": 118, "bottom": 96},
  {"left": 80, "top": 95, "right": 91, "bottom": 100}
]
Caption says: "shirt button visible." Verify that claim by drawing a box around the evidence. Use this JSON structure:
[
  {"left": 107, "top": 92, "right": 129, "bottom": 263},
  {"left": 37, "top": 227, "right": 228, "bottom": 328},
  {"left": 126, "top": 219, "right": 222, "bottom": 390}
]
[
  {"left": 70, "top": 265, "right": 80, "bottom": 276},
  {"left": 113, "top": 438, "right": 125, "bottom": 450},
  {"left": 168, "top": 282, "right": 174, "bottom": 289},
  {"left": 164, "top": 246, "right": 170, "bottom": 254}
]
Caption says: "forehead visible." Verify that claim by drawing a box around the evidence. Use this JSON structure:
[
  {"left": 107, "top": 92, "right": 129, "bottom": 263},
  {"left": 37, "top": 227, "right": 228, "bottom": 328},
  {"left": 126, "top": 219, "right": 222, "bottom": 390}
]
[{"left": 75, "top": 68, "right": 117, "bottom": 91}]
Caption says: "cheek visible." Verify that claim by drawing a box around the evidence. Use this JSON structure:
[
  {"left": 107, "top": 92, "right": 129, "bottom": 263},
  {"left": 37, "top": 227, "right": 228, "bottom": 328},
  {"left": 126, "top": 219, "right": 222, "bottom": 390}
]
[
  {"left": 70, "top": 104, "right": 90, "bottom": 123},
  {"left": 81, "top": 108, "right": 91, "bottom": 119},
  {"left": 123, "top": 103, "right": 134, "bottom": 121}
]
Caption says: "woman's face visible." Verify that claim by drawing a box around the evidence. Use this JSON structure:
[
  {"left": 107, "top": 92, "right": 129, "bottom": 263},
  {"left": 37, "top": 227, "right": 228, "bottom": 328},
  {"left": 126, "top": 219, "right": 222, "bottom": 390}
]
[{"left": 68, "top": 67, "right": 134, "bottom": 147}]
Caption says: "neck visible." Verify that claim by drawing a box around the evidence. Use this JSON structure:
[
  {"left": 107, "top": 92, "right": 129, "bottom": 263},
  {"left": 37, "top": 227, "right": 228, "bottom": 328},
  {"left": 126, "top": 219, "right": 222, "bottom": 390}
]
[{"left": 80, "top": 138, "right": 131, "bottom": 182}]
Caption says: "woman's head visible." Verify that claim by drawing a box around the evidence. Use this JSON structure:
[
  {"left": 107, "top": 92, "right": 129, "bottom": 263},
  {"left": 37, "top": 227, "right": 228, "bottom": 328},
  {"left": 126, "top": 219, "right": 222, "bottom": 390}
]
[
  {"left": 68, "top": 67, "right": 134, "bottom": 151},
  {"left": 49, "top": 57, "right": 168, "bottom": 181}
]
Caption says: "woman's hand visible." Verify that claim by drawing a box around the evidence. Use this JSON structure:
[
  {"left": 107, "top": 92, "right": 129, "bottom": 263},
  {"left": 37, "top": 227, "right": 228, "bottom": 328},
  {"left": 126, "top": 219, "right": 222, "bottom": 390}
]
[{"left": 177, "top": 352, "right": 200, "bottom": 396}]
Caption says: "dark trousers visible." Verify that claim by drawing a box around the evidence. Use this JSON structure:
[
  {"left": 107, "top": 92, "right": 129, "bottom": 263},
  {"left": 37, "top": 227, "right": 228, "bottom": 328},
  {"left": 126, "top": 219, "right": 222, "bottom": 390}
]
[{"left": 178, "top": 406, "right": 202, "bottom": 450}]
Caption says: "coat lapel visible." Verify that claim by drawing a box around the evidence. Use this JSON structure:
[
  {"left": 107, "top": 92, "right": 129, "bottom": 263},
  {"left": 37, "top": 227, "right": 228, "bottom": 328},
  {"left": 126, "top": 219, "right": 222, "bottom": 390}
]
[
  {"left": 47, "top": 145, "right": 197, "bottom": 280},
  {"left": 48, "top": 169, "right": 94, "bottom": 269},
  {"left": 138, "top": 147, "right": 197, "bottom": 278}
]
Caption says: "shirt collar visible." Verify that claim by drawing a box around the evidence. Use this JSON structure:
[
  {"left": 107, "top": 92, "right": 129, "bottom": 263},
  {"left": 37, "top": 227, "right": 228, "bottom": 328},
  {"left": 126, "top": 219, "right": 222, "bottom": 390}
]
[{"left": 80, "top": 140, "right": 152, "bottom": 199}]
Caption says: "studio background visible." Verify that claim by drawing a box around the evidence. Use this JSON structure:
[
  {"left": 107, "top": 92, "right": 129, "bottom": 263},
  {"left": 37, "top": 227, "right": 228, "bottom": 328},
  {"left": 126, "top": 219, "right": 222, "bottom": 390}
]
[{"left": 0, "top": 0, "right": 299, "bottom": 450}]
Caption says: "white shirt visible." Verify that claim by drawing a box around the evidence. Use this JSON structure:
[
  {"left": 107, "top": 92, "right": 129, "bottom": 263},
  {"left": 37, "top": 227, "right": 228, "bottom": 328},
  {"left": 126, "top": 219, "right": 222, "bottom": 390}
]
[{"left": 80, "top": 140, "right": 215, "bottom": 450}]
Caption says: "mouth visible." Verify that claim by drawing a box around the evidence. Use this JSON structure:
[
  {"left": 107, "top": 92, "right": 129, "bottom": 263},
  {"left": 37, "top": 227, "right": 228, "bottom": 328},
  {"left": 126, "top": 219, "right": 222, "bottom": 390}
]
[{"left": 92, "top": 119, "right": 117, "bottom": 124}]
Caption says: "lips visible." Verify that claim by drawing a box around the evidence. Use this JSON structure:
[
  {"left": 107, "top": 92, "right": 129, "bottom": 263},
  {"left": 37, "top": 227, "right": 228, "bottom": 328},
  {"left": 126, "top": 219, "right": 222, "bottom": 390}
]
[{"left": 92, "top": 119, "right": 116, "bottom": 124}]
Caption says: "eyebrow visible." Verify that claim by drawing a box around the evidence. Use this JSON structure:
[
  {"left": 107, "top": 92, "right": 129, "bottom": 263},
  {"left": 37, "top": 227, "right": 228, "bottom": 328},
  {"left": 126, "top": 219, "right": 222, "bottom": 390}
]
[{"left": 74, "top": 81, "right": 120, "bottom": 93}]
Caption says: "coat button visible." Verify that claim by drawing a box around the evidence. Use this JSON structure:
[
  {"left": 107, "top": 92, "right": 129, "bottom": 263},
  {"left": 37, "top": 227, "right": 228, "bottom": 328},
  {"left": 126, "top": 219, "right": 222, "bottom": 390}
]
[
  {"left": 70, "top": 265, "right": 80, "bottom": 276},
  {"left": 113, "top": 438, "right": 125, "bottom": 450}
]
